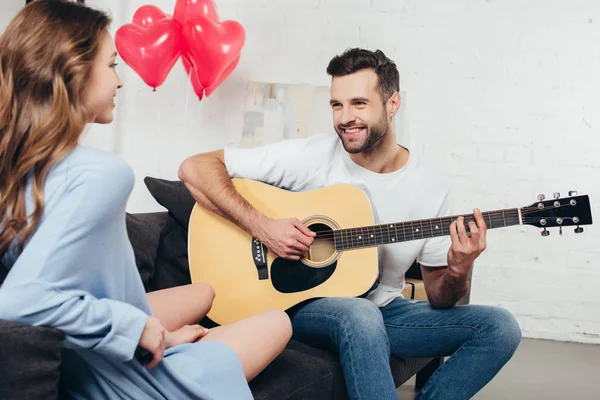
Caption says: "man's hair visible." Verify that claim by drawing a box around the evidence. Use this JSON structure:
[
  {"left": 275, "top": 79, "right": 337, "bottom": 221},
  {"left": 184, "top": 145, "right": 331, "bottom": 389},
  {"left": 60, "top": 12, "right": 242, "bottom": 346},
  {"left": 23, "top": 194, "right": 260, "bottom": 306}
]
[{"left": 327, "top": 48, "right": 400, "bottom": 102}]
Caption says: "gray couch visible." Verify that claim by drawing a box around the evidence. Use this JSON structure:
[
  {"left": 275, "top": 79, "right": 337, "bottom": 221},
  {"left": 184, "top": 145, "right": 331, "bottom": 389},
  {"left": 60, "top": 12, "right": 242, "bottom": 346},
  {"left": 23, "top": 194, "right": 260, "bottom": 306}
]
[{"left": 0, "top": 177, "right": 461, "bottom": 399}]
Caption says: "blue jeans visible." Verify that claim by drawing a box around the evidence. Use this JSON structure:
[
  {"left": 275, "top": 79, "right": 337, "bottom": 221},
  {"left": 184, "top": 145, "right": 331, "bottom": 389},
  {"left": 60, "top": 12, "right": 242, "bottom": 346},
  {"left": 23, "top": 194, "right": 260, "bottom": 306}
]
[{"left": 290, "top": 297, "right": 521, "bottom": 400}]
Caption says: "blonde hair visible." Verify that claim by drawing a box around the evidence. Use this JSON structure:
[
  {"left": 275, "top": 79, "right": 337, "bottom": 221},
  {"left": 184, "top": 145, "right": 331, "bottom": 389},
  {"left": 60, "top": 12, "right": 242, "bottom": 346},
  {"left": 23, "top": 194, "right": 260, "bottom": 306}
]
[{"left": 0, "top": 0, "right": 111, "bottom": 255}]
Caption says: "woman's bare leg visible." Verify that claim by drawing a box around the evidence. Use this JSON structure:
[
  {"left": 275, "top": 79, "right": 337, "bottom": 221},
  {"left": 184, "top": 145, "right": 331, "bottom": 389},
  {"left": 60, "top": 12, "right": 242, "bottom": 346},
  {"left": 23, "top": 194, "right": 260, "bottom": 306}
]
[
  {"left": 147, "top": 283, "right": 214, "bottom": 332},
  {"left": 200, "top": 309, "right": 292, "bottom": 381},
  {"left": 148, "top": 285, "right": 291, "bottom": 380}
]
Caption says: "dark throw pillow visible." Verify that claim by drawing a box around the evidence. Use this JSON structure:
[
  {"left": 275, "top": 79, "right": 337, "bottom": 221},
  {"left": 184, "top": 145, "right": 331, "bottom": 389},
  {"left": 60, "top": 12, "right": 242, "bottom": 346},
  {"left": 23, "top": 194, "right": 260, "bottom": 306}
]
[
  {"left": 149, "top": 216, "right": 191, "bottom": 291},
  {"left": 143, "top": 177, "right": 196, "bottom": 291},
  {"left": 143, "top": 177, "right": 196, "bottom": 231},
  {"left": 125, "top": 212, "right": 163, "bottom": 291}
]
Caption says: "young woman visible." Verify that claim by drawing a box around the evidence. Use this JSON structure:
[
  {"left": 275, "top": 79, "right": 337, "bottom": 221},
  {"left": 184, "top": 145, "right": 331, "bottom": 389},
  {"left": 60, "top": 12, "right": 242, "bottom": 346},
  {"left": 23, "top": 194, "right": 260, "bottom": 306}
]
[{"left": 0, "top": 1, "right": 291, "bottom": 399}]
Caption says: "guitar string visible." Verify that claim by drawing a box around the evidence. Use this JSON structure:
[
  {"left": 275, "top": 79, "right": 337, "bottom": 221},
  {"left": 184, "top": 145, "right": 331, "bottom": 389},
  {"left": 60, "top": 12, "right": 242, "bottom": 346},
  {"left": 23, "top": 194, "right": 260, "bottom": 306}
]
[
  {"left": 307, "top": 228, "right": 572, "bottom": 249},
  {"left": 295, "top": 217, "right": 579, "bottom": 254},
  {"left": 304, "top": 214, "right": 580, "bottom": 250},
  {"left": 312, "top": 216, "right": 518, "bottom": 241},
  {"left": 305, "top": 203, "right": 576, "bottom": 241}
]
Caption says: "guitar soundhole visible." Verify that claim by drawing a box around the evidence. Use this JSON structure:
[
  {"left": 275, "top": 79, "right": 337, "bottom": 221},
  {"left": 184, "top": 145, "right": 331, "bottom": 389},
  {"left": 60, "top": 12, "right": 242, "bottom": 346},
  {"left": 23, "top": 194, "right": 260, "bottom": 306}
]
[
  {"left": 271, "top": 222, "right": 338, "bottom": 294},
  {"left": 306, "top": 223, "right": 336, "bottom": 263}
]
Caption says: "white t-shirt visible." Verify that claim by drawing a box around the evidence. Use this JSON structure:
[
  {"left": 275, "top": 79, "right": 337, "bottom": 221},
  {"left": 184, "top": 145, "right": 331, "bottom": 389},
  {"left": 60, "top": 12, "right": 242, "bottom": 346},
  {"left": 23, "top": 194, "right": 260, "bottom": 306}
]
[{"left": 224, "top": 133, "right": 452, "bottom": 307}]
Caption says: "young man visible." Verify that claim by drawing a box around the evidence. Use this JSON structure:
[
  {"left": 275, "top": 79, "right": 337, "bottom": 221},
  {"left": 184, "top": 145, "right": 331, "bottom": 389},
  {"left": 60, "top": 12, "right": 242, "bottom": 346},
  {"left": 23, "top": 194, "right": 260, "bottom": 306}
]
[{"left": 178, "top": 48, "right": 521, "bottom": 400}]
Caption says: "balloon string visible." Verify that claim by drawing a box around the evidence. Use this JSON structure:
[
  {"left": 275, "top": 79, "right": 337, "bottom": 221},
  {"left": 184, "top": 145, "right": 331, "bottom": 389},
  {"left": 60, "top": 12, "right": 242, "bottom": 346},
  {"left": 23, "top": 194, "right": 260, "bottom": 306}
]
[
  {"left": 156, "top": 101, "right": 161, "bottom": 138},
  {"left": 182, "top": 71, "right": 192, "bottom": 138}
]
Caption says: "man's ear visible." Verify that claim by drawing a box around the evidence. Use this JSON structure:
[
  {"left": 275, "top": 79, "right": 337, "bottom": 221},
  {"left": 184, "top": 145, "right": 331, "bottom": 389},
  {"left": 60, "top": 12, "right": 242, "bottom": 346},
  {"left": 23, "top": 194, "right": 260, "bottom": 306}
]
[{"left": 388, "top": 91, "right": 401, "bottom": 118}]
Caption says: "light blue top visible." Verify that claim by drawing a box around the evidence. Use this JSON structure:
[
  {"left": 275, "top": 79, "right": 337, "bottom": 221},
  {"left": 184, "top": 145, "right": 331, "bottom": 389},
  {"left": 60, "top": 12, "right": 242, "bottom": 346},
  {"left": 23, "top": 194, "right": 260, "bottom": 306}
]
[{"left": 0, "top": 146, "right": 252, "bottom": 400}]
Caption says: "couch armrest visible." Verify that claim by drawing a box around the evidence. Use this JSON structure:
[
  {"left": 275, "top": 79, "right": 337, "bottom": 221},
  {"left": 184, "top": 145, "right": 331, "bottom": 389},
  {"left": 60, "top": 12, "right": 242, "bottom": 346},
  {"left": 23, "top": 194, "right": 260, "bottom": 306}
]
[{"left": 0, "top": 320, "right": 64, "bottom": 400}]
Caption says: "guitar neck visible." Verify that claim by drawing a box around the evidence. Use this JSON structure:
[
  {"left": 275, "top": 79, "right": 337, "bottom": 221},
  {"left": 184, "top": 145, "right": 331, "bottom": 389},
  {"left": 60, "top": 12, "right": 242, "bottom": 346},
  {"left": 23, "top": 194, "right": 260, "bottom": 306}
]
[{"left": 330, "top": 208, "right": 522, "bottom": 251}]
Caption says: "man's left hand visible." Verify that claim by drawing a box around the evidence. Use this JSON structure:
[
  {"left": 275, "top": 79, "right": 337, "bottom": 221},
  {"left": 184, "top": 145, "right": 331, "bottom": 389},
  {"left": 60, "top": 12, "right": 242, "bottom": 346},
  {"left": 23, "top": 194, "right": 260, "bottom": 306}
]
[{"left": 447, "top": 208, "right": 487, "bottom": 277}]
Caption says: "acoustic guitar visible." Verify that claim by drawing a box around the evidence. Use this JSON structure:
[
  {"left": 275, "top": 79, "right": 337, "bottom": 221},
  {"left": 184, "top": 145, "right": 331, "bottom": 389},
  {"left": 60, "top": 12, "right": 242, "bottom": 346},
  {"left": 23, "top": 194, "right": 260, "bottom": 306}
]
[{"left": 188, "top": 179, "right": 593, "bottom": 325}]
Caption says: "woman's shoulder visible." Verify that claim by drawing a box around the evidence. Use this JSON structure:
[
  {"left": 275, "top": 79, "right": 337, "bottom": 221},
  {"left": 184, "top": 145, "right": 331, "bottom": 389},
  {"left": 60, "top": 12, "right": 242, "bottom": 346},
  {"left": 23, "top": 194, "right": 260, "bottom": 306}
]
[
  {"left": 61, "top": 146, "right": 133, "bottom": 185},
  {"left": 64, "top": 145, "right": 131, "bottom": 174},
  {"left": 45, "top": 146, "right": 135, "bottom": 203}
]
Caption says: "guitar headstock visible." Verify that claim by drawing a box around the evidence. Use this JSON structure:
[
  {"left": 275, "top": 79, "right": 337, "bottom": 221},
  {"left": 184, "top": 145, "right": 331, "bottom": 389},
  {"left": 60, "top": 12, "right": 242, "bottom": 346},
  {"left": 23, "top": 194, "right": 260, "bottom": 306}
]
[{"left": 522, "top": 191, "right": 592, "bottom": 236}]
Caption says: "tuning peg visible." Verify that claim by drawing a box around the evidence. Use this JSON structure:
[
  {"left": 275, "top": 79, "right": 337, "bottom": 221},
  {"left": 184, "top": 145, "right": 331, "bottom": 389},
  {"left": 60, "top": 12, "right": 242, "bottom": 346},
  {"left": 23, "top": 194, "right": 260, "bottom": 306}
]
[
  {"left": 574, "top": 226, "right": 584, "bottom": 234},
  {"left": 541, "top": 228, "right": 550, "bottom": 237},
  {"left": 553, "top": 192, "right": 560, "bottom": 199},
  {"left": 537, "top": 194, "right": 546, "bottom": 201},
  {"left": 569, "top": 190, "right": 578, "bottom": 196}
]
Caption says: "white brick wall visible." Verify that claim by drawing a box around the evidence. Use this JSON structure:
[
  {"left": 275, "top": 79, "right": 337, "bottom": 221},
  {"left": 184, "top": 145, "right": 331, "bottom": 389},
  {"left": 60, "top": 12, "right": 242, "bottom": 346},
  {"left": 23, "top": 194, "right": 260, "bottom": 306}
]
[{"left": 2, "top": 0, "right": 599, "bottom": 344}]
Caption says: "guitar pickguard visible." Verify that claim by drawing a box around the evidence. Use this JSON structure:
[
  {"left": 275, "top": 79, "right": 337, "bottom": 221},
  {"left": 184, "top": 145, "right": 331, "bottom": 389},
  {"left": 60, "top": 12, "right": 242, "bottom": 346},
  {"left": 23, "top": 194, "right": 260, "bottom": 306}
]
[{"left": 271, "top": 258, "right": 337, "bottom": 293}]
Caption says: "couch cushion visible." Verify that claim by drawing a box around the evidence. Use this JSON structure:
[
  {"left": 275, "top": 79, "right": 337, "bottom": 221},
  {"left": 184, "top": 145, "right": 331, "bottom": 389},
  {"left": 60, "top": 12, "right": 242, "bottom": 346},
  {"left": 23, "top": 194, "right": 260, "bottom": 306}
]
[
  {"left": 285, "top": 340, "right": 432, "bottom": 399},
  {"left": 0, "top": 320, "right": 64, "bottom": 400},
  {"left": 250, "top": 345, "right": 333, "bottom": 400},
  {"left": 125, "top": 212, "right": 164, "bottom": 291}
]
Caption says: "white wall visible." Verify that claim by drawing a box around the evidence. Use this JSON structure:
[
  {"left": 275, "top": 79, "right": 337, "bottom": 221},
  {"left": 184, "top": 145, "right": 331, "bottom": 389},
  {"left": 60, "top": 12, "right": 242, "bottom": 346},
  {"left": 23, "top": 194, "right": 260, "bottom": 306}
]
[
  {"left": 0, "top": 1, "right": 24, "bottom": 27},
  {"left": 2, "top": 0, "right": 600, "bottom": 344}
]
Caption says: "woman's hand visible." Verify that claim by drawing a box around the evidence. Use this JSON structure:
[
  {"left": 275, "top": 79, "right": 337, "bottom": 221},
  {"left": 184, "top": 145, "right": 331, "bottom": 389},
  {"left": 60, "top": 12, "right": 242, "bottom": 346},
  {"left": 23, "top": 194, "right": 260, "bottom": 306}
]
[
  {"left": 165, "top": 324, "right": 210, "bottom": 349},
  {"left": 138, "top": 319, "right": 209, "bottom": 368},
  {"left": 138, "top": 316, "right": 167, "bottom": 369}
]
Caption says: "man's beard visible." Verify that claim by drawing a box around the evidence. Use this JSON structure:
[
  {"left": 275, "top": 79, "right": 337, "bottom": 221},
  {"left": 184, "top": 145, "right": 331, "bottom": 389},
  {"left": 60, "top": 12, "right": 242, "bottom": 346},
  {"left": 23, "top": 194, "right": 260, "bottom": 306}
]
[{"left": 336, "top": 111, "right": 389, "bottom": 154}]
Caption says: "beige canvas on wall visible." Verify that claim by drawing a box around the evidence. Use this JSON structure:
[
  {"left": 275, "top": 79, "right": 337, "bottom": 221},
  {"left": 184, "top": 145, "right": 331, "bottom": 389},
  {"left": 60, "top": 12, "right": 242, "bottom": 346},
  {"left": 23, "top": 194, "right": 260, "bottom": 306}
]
[{"left": 241, "top": 81, "right": 408, "bottom": 148}]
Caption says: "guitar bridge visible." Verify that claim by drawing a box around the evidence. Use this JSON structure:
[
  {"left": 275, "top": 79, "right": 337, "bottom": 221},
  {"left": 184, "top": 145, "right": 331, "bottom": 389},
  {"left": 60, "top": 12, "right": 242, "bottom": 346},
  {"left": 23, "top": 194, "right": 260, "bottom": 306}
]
[{"left": 252, "top": 238, "right": 269, "bottom": 280}]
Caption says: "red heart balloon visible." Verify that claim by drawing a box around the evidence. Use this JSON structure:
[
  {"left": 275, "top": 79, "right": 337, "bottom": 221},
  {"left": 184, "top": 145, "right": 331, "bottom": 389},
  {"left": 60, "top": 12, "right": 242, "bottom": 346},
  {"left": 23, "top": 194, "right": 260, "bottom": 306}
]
[
  {"left": 182, "top": 15, "right": 245, "bottom": 88},
  {"left": 132, "top": 5, "right": 169, "bottom": 27},
  {"left": 181, "top": 54, "right": 205, "bottom": 100},
  {"left": 181, "top": 54, "right": 239, "bottom": 99},
  {"left": 174, "top": 0, "right": 219, "bottom": 24},
  {"left": 205, "top": 55, "right": 240, "bottom": 97},
  {"left": 115, "top": 19, "right": 183, "bottom": 90}
]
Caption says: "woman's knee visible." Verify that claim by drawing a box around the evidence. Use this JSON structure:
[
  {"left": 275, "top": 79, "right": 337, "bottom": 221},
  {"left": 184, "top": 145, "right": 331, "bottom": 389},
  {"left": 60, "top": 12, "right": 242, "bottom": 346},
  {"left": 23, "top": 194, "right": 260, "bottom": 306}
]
[
  {"left": 193, "top": 282, "right": 215, "bottom": 300},
  {"left": 188, "top": 283, "right": 215, "bottom": 309},
  {"left": 261, "top": 308, "right": 293, "bottom": 341}
]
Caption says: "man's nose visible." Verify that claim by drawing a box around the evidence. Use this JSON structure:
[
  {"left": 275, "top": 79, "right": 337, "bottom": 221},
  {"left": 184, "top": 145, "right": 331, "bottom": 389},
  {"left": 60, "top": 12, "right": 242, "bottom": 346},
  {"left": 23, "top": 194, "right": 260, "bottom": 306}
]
[{"left": 340, "top": 108, "right": 357, "bottom": 125}]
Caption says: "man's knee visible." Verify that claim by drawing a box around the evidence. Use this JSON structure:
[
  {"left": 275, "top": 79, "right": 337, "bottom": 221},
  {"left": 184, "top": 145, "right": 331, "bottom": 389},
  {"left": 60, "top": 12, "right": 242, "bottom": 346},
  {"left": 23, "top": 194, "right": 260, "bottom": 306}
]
[
  {"left": 502, "top": 308, "right": 522, "bottom": 351},
  {"left": 486, "top": 307, "right": 522, "bottom": 355},
  {"left": 328, "top": 298, "right": 386, "bottom": 341}
]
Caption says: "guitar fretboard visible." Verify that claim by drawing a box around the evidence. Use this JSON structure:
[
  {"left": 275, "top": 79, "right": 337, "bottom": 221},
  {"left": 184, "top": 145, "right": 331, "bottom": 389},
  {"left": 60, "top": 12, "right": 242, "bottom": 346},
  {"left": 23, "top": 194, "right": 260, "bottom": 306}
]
[{"left": 329, "top": 208, "right": 521, "bottom": 251}]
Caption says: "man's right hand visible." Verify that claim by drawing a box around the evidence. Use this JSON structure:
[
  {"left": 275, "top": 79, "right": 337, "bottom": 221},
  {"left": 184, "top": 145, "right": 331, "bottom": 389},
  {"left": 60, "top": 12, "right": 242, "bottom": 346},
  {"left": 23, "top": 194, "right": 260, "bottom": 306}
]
[{"left": 256, "top": 217, "right": 316, "bottom": 260}]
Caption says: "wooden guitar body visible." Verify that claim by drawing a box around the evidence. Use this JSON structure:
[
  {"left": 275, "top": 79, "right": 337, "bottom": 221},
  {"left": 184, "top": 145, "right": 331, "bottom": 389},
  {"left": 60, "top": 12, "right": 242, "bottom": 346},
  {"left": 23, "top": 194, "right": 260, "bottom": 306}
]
[{"left": 188, "top": 179, "right": 379, "bottom": 325}]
